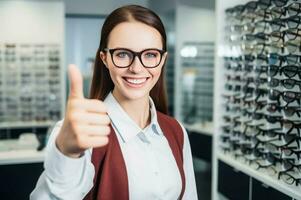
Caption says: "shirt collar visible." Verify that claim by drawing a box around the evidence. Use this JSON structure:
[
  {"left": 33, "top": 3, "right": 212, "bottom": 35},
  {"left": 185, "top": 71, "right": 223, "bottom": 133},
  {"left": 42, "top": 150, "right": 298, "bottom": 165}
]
[{"left": 104, "top": 92, "right": 162, "bottom": 143}]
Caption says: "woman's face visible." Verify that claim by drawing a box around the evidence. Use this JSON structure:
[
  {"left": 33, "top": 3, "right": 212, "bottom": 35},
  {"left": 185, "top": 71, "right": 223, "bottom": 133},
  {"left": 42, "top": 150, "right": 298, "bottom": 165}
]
[{"left": 100, "top": 21, "right": 167, "bottom": 101}]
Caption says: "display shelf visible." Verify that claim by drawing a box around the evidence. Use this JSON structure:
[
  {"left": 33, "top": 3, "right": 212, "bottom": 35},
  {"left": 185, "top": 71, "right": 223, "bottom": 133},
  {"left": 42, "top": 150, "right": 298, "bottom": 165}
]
[
  {"left": 179, "top": 42, "right": 214, "bottom": 124},
  {"left": 0, "top": 121, "right": 56, "bottom": 129},
  {"left": 0, "top": 139, "right": 45, "bottom": 165},
  {"left": 212, "top": 0, "right": 301, "bottom": 199},
  {"left": 184, "top": 122, "right": 213, "bottom": 136},
  {"left": 217, "top": 151, "right": 301, "bottom": 200},
  {"left": 0, "top": 149, "right": 44, "bottom": 165}
]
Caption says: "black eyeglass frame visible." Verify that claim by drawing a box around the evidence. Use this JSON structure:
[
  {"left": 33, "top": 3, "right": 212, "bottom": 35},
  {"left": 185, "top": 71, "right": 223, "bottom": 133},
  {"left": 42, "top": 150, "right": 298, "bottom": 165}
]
[{"left": 103, "top": 48, "right": 167, "bottom": 68}]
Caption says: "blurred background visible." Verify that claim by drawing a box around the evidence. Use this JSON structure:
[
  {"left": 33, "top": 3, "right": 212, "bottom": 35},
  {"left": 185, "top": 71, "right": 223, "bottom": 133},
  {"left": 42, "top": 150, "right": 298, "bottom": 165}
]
[{"left": 1, "top": 0, "right": 301, "bottom": 200}]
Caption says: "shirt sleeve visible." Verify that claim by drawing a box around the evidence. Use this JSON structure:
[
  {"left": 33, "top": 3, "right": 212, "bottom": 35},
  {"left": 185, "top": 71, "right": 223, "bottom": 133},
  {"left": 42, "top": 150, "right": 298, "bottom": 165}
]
[
  {"left": 30, "top": 120, "right": 95, "bottom": 200},
  {"left": 179, "top": 122, "right": 198, "bottom": 200}
]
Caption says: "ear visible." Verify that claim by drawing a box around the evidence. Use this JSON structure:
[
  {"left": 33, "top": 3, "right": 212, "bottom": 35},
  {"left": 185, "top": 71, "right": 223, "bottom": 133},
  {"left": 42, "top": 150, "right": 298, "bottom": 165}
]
[
  {"left": 162, "top": 51, "right": 168, "bottom": 63},
  {"left": 100, "top": 51, "right": 108, "bottom": 68},
  {"left": 163, "top": 52, "right": 168, "bottom": 60}
]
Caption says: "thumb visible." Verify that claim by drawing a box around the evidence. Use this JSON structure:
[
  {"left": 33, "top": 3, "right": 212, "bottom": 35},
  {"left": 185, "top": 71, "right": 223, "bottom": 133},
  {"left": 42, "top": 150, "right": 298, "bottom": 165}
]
[{"left": 68, "top": 64, "right": 84, "bottom": 99}]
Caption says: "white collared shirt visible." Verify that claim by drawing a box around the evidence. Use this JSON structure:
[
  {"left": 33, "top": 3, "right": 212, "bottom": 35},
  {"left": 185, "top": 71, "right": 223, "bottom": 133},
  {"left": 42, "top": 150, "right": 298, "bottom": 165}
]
[{"left": 30, "top": 92, "right": 198, "bottom": 200}]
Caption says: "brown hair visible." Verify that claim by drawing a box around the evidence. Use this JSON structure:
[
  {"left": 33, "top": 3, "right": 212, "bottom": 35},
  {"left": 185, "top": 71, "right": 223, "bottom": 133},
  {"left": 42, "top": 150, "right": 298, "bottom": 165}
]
[{"left": 89, "top": 5, "right": 168, "bottom": 114}]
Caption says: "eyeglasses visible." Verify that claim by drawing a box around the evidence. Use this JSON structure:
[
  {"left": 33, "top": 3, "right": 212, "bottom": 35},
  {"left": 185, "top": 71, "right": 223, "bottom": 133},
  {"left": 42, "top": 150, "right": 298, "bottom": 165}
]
[
  {"left": 256, "top": 126, "right": 283, "bottom": 138},
  {"left": 280, "top": 65, "right": 301, "bottom": 78},
  {"left": 282, "top": 158, "right": 301, "bottom": 172},
  {"left": 248, "top": 158, "right": 278, "bottom": 175},
  {"left": 268, "top": 77, "right": 301, "bottom": 89},
  {"left": 243, "top": 86, "right": 268, "bottom": 100},
  {"left": 269, "top": 89, "right": 301, "bottom": 104},
  {"left": 270, "top": 29, "right": 301, "bottom": 43},
  {"left": 273, "top": 0, "right": 289, "bottom": 7},
  {"left": 281, "top": 120, "right": 301, "bottom": 135},
  {"left": 270, "top": 6, "right": 286, "bottom": 19},
  {"left": 103, "top": 48, "right": 166, "bottom": 68},
  {"left": 278, "top": 171, "right": 301, "bottom": 186},
  {"left": 268, "top": 53, "right": 301, "bottom": 65},
  {"left": 286, "top": 2, "right": 301, "bottom": 17},
  {"left": 286, "top": 15, "right": 301, "bottom": 29},
  {"left": 243, "top": 32, "right": 269, "bottom": 43},
  {"left": 267, "top": 103, "right": 301, "bottom": 117},
  {"left": 281, "top": 146, "right": 301, "bottom": 160}
]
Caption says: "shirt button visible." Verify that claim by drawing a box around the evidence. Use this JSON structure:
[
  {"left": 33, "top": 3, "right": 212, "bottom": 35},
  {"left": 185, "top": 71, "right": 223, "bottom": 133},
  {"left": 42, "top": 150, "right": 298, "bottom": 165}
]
[{"left": 154, "top": 171, "right": 159, "bottom": 175}]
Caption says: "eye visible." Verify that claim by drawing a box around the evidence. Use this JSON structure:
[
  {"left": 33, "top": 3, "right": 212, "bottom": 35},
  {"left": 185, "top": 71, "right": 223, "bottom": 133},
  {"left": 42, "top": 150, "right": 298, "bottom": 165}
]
[
  {"left": 144, "top": 51, "right": 159, "bottom": 59},
  {"left": 115, "top": 51, "right": 131, "bottom": 59}
]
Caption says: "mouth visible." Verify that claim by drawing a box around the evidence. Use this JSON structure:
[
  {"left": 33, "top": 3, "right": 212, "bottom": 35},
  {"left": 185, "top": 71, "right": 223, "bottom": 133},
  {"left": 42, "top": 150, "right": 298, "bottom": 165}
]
[{"left": 122, "top": 77, "right": 150, "bottom": 88}]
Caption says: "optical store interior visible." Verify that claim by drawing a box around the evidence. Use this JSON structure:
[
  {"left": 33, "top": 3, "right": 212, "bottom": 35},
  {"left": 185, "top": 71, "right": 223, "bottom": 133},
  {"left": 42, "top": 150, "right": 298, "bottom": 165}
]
[{"left": 2, "top": 0, "right": 301, "bottom": 199}]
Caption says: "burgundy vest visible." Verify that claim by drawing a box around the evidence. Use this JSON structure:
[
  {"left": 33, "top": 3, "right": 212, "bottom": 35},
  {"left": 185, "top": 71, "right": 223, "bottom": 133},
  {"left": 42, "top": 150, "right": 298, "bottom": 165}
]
[{"left": 84, "top": 111, "right": 186, "bottom": 200}]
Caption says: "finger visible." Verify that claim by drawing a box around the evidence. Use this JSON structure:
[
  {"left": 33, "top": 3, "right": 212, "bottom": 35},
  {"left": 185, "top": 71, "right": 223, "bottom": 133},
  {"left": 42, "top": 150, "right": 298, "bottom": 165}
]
[
  {"left": 77, "top": 125, "right": 111, "bottom": 136},
  {"left": 68, "top": 64, "right": 84, "bottom": 99},
  {"left": 81, "top": 136, "right": 109, "bottom": 148},
  {"left": 70, "top": 113, "right": 111, "bottom": 125},
  {"left": 70, "top": 99, "right": 108, "bottom": 113}
]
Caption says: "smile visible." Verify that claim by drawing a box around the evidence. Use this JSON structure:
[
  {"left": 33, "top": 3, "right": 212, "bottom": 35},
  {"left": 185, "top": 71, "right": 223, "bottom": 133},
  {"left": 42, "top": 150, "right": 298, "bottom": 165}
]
[{"left": 123, "top": 77, "right": 149, "bottom": 87}]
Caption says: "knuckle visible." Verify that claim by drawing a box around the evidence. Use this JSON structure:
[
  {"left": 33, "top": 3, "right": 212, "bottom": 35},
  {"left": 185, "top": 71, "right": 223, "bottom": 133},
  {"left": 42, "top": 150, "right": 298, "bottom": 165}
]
[
  {"left": 104, "top": 126, "right": 111, "bottom": 135},
  {"left": 103, "top": 115, "right": 111, "bottom": 124},
  {"left": 97, "top": 101, "right": 107, "bottom": 112},
  {"left": 68, "top": 112, "right": 78, "bottom": 122}
]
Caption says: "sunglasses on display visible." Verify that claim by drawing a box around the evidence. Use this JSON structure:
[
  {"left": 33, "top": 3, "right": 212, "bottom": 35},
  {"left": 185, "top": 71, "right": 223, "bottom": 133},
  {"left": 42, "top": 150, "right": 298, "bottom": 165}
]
[
  {"left": 268, "top": 53, "right": 301, "bottom": 65},
  {"left": 267, "top": 103, "right": 301, "bottom": 117},
  {"left": 268, "top": 77, "right": 301, "bottom": 89},
  {"left": 243, "top": 86, "right": 268, "bottom": 100},
  {"left": 269, "top": 89, "right": 301, "bottom": 104},
  {"left": 243, "top": 32, "right": 269, "bottom": 43},
  {"left": 280, "top": 65, "right": 301, "bottom": 78}
]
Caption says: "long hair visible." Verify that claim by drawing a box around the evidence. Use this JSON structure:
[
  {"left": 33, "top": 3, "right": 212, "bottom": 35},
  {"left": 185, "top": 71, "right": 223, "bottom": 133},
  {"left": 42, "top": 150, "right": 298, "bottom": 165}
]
[{"left": 89, "top": 5, "right": 168, "bottom": 114}]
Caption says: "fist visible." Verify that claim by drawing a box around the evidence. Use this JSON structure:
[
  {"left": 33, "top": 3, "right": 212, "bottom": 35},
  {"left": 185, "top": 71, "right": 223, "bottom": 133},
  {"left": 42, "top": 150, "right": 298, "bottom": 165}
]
[{"left": 56, "top": 64, "right": 111, "bottom": 158}]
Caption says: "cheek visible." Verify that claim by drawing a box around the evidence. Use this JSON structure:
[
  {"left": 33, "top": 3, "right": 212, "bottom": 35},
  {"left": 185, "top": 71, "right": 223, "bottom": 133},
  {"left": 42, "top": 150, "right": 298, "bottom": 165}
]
[
  {"left": 107, "top": 66, "right": 122, "bottom": 83},
  {"left": 150, "top": 67, "right": 162, "bottom": 79}
]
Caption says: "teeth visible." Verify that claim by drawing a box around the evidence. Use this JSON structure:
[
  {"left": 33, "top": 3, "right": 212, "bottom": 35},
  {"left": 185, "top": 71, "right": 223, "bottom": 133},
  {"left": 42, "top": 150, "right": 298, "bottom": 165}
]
[{"left": 125, "top": 78, "right": 147, "bottom": 84}]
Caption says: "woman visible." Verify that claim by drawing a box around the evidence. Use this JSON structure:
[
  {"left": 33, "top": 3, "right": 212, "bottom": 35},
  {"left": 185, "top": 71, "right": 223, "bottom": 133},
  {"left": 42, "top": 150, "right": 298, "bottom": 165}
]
[{"left": 31, "top": 5, "right": 197, "bottom": 200}]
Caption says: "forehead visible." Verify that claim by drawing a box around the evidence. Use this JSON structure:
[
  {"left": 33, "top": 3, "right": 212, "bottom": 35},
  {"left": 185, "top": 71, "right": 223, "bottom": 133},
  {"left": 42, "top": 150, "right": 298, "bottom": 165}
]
[{"left": 107, "top": 21, "right": 163, "bottom": 50}]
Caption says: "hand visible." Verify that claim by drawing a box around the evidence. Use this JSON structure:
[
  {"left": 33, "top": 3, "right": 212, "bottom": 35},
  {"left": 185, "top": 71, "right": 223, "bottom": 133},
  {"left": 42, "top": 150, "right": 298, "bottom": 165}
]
[{"left": 56, "top": 64, "right": 111, "bottom": 158}]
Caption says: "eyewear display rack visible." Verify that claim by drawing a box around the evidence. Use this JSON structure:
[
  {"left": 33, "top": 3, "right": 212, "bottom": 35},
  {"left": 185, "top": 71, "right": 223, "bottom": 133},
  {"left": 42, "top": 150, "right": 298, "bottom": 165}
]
[
  {"left": 213, "top": 0, "right": 301, "bottom": 200},
  {"left": 0, "top": 1, "right": 65, "bottom": 159},
  {"left": 179, "top": 42, "right": 214, "bottom": 131},
  {"left": 0, "top": 43, "right": 63, "bottom": 129}
]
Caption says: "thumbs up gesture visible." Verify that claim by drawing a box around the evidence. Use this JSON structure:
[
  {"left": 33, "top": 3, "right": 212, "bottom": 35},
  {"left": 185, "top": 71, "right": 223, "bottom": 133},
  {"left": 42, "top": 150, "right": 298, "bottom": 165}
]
[{"left": 56, "top": 64, "right": 111, "bottom": 158}]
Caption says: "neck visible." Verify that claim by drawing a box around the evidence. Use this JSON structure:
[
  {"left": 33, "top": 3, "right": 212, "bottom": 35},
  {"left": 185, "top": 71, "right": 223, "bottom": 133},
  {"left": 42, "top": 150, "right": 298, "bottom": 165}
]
[{"left": 112, "top": 90, "right": 151, "bottom": 129}]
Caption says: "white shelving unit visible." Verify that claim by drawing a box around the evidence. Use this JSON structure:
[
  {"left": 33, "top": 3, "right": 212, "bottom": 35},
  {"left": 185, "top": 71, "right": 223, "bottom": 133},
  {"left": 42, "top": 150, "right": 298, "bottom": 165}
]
[
  {"left": 179, "top": 42, "right": 214, "bottom": 125},
  {"left": 184, "top": 121, "right": 214, "bottom": 136},
  {"left": 218, "top": 152, "right": 301, "bottom": 200},
  {"left": 213, "top": 0, "right": 301, "bottom": 199},
  {"left": 0, "top": 1, "right": 65, "bottom": 164}
]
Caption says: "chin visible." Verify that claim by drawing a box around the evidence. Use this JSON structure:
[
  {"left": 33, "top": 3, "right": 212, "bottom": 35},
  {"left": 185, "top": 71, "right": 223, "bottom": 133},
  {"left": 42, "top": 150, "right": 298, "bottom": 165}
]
[{"left": 120, "top": 88, "right": 150, "bottom": 101}]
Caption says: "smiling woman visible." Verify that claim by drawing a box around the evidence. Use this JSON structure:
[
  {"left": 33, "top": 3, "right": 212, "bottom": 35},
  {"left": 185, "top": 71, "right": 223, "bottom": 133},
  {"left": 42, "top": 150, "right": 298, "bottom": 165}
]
[
  {"left": 99, "top": 20, "right": 167, "bottom": 102},
  {"left": 30, "top": 4, "right": 197, "bottom": 200}
]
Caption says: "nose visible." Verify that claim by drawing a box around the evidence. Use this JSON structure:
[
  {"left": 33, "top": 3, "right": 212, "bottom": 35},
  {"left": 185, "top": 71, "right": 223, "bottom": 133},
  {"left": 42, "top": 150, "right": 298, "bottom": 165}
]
[{"left": 128, "top": 56, "right": 144, "bottom": 73}]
